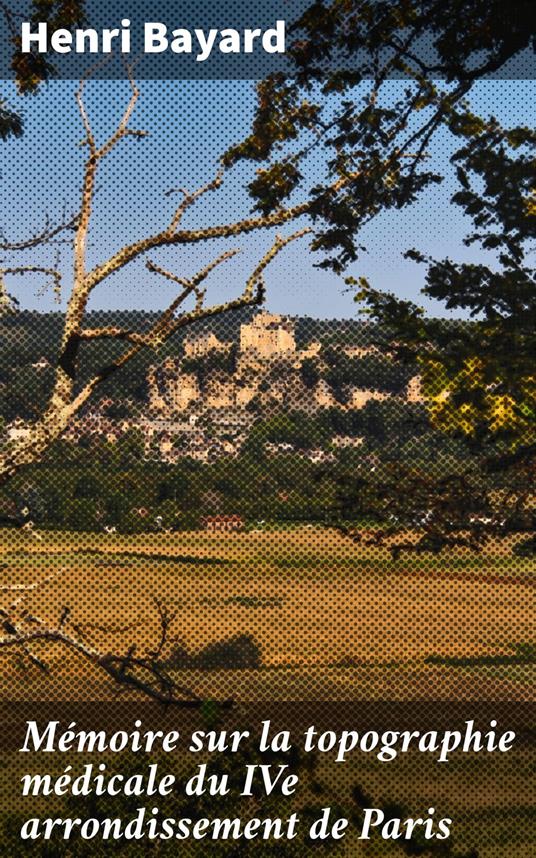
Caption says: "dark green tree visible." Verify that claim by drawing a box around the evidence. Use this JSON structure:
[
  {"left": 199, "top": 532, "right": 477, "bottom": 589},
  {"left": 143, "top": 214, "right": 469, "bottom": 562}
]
[{"left": 352, "top": 114, "right": 535, "bottom": 551}]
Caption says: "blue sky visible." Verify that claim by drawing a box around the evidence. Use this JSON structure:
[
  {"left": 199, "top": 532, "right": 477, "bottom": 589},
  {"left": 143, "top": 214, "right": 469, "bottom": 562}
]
[{"left": 1, "top": 78, "right": 534, "bottom": 319}]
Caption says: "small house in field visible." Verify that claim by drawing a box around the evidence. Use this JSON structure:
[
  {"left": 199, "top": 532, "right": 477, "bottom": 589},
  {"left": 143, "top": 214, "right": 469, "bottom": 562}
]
[{"left": 201, "top": 514, "right": 244, "bottom": 533}]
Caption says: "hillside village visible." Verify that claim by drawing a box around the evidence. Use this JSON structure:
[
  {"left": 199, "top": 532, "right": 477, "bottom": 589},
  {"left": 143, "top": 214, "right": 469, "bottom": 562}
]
[
  {"left": 1, "top": 311, "right": 480, "bottom": 533},
  {"left": 54, "top": 311, "right": 424, "bottom": 464}
]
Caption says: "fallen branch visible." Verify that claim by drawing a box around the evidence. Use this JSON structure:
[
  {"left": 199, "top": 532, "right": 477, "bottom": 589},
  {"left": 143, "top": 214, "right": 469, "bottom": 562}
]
[{"left": 0, "top": 595, "right": 215, "bottom": 707}]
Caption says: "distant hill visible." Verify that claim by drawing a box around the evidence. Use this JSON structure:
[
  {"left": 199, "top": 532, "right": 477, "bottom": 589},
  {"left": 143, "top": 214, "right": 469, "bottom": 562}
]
[{"left": 0, "top": 309, "right": 384, "bottom": 422}]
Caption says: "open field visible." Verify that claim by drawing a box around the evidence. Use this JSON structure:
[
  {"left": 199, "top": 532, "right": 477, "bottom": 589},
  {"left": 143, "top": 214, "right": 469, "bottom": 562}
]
[
  {"left": 0, "top": 526, "right": 534, "bottom": 701},
  {"left": 0, "top": 527, "right": 534, "bottom": 855}
]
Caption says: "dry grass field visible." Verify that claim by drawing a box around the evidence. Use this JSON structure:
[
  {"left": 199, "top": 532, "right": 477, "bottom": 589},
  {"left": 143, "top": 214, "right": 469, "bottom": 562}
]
[
  {"left": 0, "top": 526, "right": 534, "bottom": 856},
  {"left": 0, "top": 526, "right": 533, "bottom": 701}
]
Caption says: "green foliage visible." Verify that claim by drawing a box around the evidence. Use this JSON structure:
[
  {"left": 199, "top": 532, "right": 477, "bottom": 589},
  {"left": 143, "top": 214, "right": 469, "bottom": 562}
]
[
  {"left": 0, "top": 398, "right": 514, "bottom": 535},
  {"left": 0, "top": 99, "right": 23, "bottom": 140},
  {"left": 323, "top": 347, "right": 411, "bottom": 397},
  {"left": 355, "top": 117, "right": 535, "bottom": 451},
  {"left": 300, "top": 357, "right": 320, "bottom": 389},
  {"left": 2, "top": 3, "right": 532, "bottom": 554},
  {"left": 181, "top": 345, "right": 238, "bottom": 388},
  {"left": 244, "top": 412, "right": 331, "bottom": 454},
  {"left": 222, "top": 1, "right": 533, "bottom": 271},
  {"left": 425, "top": 643, "right": 536, "bottom": 668},
  {"left": 248, "top": 160, "right": 304, "bottom": 216},
  {"left": 513, "top": 536, "right": 536, "bottom": 558},
  {"left": 346, "top": 102, "right": 535, "bottom": 550},
  {"left": 10, "top": 0, "right": 86, "bottom": 93}
]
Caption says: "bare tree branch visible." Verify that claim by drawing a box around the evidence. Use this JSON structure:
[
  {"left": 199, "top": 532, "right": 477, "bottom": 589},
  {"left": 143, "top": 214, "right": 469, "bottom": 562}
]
[
  {"left": 0, "top": 63, "right": 312, "bottom": 492},
  {"left": 84, "top": 185, "right": 320, "bottom": 294},
  {"left": 158, "top": 228, "right": 312, "bottom": 336},
  {"left": 146, "top": 247, "right": 239, "bottom": 289},
  {"left": 95, "top": 65, "right": 146, "bottom": 160},
  {"left": 167, "top": 166, "right": 225, "bottom": 233},
  {"left": 76, "top": 248, "right": 241, "bottom": 348},
  {"left": 0, "top": 214, "right": 78, "bottom": 251},
  {"left": 0, "top": 566, "right": 66, "bottom": 603},
  {"left": 146, "top": 247, "right": 240, "bottom": 319},
  {"left": 0, "top": 590, "right": 209, "bottom": 706},
  {"left": 147, "top": 597, "right": 177, "bottom": 660},
  {"left": 64, "top": 228, "right": 310, "bottom": 418},
  {"left": 79, "top": 327, "right": 149, "bottom": 345},
  {"left": 1, "top": 266, "right": 62, "bottom": 297},
  {"left": 0, "top": 1, "right": 19, "bottom": 39}
]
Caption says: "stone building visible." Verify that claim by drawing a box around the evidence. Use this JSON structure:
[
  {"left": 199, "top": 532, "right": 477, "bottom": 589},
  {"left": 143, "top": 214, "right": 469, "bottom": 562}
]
[
  {"left": 184, "top": 331, "right": 232, "bottom": 358},
  {"left": 341, "top": 344, "right": 379, "bottom": 359},
  {"left": 313, "top": 379, "right": 338, "bottom": 409},
  {"left": 147, "top": 362, "right": 201, "bottom": 414},
  {"left": 347, "top": 388, "right": 389, "bottom": 409},
  {"left": 239, "top": 312, "right": 296, "bottom": 359},
  {"left": 406, "top": 375, "right": 425, "bottom": 403}
]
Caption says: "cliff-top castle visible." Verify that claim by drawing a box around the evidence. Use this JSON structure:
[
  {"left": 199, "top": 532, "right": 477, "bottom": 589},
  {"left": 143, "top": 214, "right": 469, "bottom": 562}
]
[
  {"left": 57, "top": 311, "right": 425, "bottom": 463},
  {"left": 182, "top": 311, "right": 297, "bottom": 361},
  {"left": 147, "top": 310, "right": 423, "bottom": 422},
  {"left": 239, "top": 312, "right": 296, "bottom": 357}
]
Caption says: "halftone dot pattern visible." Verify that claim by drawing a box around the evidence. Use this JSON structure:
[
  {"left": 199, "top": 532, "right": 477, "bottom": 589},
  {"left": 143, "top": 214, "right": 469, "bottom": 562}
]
[
  {"left": 0, "top": 68, "right": 534, "bottom": 855},
  {"left": 1, "top": 0, "right": 535, "bottom": 82}
]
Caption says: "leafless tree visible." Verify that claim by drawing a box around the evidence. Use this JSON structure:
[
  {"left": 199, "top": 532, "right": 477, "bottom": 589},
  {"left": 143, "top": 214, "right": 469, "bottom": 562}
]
[
  {"left": 0, "top": 66, "right": 323, "bottom": 485},
  {"left": 0, "top": 65, "right": 427, "bottom": 701},
  {"left": 0, "top": 67, "right": 320, "bottom": 703}
]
